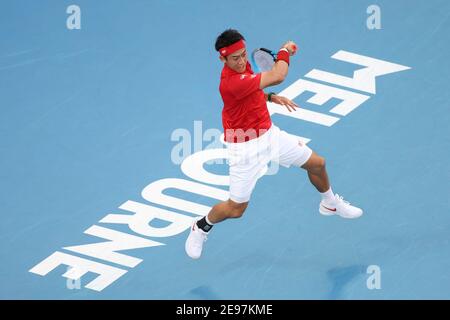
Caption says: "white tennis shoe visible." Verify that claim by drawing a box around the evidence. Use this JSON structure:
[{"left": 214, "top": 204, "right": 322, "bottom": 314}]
[
  {"left": 185, "top": 219, "right": 208, "bottom": 259},
  {"left": 319, "top": 194, "right": 363, "bottom": 219}
]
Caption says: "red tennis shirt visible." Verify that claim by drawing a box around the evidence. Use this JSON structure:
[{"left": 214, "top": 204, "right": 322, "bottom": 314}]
[{"left": 219, "top": 62, "right": 272, "bottom": 143}]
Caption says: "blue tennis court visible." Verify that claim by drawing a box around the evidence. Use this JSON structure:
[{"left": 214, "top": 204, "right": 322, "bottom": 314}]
[{"left": 1, "top": 0, "right": 449, "bottom": 299}]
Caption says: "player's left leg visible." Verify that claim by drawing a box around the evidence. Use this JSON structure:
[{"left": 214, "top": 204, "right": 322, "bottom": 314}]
[
  {"left": 301, "top": 151, "right": 363, "bottom": 219},
  {"left": 299, "top": 151, "right": 329, "bottom": 193},
  {"left": 272, "top": 125, "right": 363, "bottom": 219}
]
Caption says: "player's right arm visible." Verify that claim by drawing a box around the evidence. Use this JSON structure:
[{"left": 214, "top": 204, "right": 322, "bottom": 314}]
[{"left": 259, "top": 41, "right": 297, "bottom": 89}]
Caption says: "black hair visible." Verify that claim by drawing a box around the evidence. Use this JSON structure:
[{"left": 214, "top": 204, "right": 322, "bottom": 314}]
[{"left": 215, "top": 29, "right": 245, "bottom": 52}]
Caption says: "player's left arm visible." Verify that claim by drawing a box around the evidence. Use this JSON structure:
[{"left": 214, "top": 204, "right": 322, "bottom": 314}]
[{"left": 265, "top": 93, "right": 298, "bottom": 112}]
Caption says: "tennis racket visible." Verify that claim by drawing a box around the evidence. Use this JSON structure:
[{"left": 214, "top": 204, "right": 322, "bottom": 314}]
[
  {"left": 251, "top": 42, "right": 298, "bottom": 72},
  {"left": 250, "top": 48, "right": 277, "bottom": 73}
]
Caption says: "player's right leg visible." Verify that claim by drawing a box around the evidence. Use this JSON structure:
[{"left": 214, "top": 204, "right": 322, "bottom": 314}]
[
  {"left": 208, "top": 199, "right": 249, "bottom": 223},
  {"left": 185, "top": 199, "right": 248, "bottom": 259},
  {"left": 185, "top": 128, "right": 270, "bottom": 259}
]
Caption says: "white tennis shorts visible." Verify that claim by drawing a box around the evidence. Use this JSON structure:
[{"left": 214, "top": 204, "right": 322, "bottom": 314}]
[{"left": 227, "top": 124, "right": 312, "bottom": 203}]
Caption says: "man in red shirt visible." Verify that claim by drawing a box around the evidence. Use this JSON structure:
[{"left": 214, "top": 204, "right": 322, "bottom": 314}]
[{"left": 185, "top": 29, "right": 363, "bottom": 259}]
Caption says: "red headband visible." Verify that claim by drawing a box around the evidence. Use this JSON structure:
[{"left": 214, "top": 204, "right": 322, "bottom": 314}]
[{"left": 219, "top": 39, "right": 246, "bottom": 57}]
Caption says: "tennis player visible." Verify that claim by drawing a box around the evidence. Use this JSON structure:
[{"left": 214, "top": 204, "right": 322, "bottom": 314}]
[{"left": 185, "top": 29, "right": 363, "bottom": 259}]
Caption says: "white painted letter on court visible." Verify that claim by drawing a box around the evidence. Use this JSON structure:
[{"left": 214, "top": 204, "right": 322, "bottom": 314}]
[
  {"left": 66, "top": 266, "right": 81, "bottom": 289},
  {"left": 366, "top": 265, "right": 381, "bottom": 289},
  {"left": 305, "top": 51, "right": 410, "bottom": 94},
  {"left": 367, "top": 5, "right": 381, "bottom": 30},
  {"left": 29, "top": 251, "right": 127, "bottom": 292},
  {"left": 63, "top": 225, "right": 164, "bottom": 268},
  {"left": 66, "top": 5, "right": 81, "bottom": 30}
]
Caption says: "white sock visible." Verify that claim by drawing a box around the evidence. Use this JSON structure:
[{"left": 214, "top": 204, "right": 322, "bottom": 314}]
[
  {"left": 320, "top": 187, "right": 335, "bottom": 204},
  {"left": 205, "top": 215, "right": 215, "bottom": 225}
]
